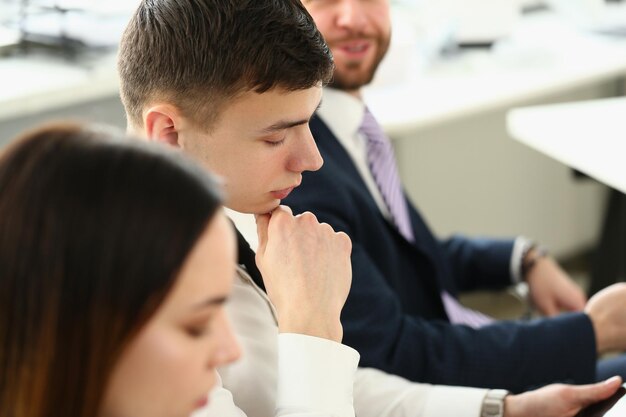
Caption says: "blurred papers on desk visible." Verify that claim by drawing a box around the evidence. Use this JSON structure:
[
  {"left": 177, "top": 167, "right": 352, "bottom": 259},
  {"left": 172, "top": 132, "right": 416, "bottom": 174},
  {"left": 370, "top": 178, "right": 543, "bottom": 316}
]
[
  {"left": 1, "top": 0, "right": 139, "bottom": 48},
  {"left": 547, "top": 0, "right": 626, "bottom": 36},
  {"left": 451, "top": 0, "right": 521, "bottom": 45}
]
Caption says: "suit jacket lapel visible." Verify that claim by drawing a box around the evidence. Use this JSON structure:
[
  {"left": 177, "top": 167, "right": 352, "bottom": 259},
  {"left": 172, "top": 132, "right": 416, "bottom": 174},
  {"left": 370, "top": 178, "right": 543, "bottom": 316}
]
[
  {"left": 310, "top": 115, "right": 430, "bottom": 253},
  {"left": 233, "top": 225, "right": 266, "bottom": 292}
]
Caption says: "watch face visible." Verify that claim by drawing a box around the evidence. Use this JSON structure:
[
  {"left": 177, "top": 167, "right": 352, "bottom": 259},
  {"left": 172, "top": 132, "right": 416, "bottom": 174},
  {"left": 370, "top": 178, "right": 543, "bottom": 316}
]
[{"left": 575, "top": 387, "right": 626, "bottom": 417}]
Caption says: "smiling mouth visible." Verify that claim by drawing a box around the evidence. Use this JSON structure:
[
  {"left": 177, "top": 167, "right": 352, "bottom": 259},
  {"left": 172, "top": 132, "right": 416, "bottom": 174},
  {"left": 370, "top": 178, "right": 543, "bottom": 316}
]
[
  {"left": 343, "top": 43, "right": 368, "bottom": 53},
  {"left": 335, "top": 38, "right": 371, "bottom": 53}
]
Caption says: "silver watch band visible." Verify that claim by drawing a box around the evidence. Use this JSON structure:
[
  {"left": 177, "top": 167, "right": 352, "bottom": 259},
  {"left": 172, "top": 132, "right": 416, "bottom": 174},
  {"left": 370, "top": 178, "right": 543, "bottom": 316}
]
[{"left": 481, "top": 389, "right": 510, "bottom": 417}]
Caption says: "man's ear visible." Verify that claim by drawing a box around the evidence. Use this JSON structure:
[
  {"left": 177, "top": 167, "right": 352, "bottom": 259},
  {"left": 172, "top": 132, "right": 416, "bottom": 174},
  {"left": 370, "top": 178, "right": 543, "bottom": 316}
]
[{"left": 144, "top": 105, "right": 181, "bottom": 147}]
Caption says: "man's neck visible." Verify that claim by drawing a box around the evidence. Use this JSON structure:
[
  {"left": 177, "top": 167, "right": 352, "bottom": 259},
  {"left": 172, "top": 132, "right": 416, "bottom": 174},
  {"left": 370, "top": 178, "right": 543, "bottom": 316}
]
[{"left": 344, "top": 88, "right": 363, "bottom": 100}]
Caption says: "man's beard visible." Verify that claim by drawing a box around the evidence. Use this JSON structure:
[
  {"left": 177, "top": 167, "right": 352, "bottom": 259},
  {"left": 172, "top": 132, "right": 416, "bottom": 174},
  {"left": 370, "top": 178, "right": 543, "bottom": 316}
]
[{"left": 327, "top": 35, "right": 390, "bottom": 91}]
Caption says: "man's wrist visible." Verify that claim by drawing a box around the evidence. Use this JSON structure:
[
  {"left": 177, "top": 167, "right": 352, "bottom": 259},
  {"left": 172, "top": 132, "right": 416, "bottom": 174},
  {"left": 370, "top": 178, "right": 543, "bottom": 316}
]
[
  {"left": 278, "top": 317, "right": 343, "bottom": 343},
  {"left": 521, "top": 243, "right": 549, "bottom": 281},
  {"left": 584, "top": 309, "right": 608, "bottom": 354}
]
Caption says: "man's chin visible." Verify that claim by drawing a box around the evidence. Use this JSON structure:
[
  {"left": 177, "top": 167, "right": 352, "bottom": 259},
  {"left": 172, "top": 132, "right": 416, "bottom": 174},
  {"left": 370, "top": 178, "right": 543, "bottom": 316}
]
[
  {"left": 230, "top": 201, "right": 281, "bottom": 216},
  {"left": 259, "top": 200, "right": 281, "bottom": 215}
]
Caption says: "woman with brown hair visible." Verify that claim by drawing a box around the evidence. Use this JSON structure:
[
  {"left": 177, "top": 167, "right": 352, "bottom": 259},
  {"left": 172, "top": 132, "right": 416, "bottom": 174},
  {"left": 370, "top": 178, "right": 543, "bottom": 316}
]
[{"left": 0, "top": 123, "right": 241, "bottom": 417}]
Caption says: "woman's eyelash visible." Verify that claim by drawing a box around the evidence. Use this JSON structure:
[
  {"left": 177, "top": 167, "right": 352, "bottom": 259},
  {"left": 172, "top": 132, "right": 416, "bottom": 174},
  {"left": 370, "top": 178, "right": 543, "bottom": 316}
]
[
  {"left": 186, "top": 326, "right": 209, "bottom": 338},
  {"left": 185, "top": 320, "right": 212, "bottom": 338}
]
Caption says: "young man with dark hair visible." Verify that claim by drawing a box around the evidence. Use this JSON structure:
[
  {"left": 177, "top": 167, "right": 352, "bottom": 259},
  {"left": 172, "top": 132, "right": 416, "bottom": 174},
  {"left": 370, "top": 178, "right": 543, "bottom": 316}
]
[
  {"left": 120, "top": 1, "right": 358, "bottom": 416},
  {"left": 284, "top": 0, "right": 626, "bottom": 394},
  {"left": 118, "top": 1, "right": 624, "bottom": 416}
]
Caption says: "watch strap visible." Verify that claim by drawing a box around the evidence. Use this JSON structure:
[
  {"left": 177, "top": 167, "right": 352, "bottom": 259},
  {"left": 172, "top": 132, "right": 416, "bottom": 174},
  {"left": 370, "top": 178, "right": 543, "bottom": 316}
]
[{"left": 481, "top": 389, "right": 510, "bottom": 417}]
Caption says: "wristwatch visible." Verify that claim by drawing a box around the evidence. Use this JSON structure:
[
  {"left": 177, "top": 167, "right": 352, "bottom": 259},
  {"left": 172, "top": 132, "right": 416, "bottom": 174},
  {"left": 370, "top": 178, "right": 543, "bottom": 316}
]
[
  {"left": 481, "top": 389, "right": 510, "bottom": 417},
  {"left": 520, "top": 243, "right": 548, "bottom": 280}
]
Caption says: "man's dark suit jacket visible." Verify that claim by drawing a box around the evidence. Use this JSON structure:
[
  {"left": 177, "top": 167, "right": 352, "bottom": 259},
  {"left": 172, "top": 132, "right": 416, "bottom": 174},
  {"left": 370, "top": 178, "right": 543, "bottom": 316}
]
[{"left": 283, "top": 115, "right": 597, "bottom": 393}]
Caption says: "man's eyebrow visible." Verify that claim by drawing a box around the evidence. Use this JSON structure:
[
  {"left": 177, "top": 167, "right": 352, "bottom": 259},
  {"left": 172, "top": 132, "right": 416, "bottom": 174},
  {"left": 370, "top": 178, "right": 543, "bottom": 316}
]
[
  {"left": 260, "top": 99, "right": 323, "bottom": 134},
  {"left": 191, "top": 296, "right": 228, "bottom": 310}
]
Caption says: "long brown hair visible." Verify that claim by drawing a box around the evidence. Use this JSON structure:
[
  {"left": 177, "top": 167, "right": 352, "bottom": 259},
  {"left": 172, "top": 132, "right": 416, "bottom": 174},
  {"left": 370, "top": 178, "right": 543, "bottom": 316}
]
[{"left": 0, "top": 123, "right": 223, "bottom": 417}]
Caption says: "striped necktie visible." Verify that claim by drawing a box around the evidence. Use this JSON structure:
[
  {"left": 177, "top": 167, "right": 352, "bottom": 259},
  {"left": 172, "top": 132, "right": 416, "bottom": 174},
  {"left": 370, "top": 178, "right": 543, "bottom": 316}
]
[
  {"left": 360, "top": 107, "right": 415, "bottom": 241},
  {"left": 359, "top": 107, "right": 493, "bottom": 328}
]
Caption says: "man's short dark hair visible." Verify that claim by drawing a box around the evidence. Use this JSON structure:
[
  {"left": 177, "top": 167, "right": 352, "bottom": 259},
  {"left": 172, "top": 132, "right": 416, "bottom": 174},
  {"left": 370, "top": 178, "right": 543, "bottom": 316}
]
[{"left": 118, "top": 0, "right": 333, "bottom": 130}]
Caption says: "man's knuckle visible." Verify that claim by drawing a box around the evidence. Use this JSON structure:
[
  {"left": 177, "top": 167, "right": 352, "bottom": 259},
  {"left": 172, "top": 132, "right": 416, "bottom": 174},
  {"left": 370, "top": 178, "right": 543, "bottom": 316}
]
[
  {"left": 298, "top": 211, "right": 318, "bottom": 224},
  {"left": 336, "top": 232, "right": 352, "bottom": 250}
]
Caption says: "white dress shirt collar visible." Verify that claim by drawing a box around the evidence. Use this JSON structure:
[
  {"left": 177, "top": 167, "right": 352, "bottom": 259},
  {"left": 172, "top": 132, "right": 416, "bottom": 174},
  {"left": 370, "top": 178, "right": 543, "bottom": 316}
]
[
  {"left": 317, "top": 88, "right": 390, "bottom": 217},
  {"left": 317, "top": 87, "right": 365, "bottom": 143}
]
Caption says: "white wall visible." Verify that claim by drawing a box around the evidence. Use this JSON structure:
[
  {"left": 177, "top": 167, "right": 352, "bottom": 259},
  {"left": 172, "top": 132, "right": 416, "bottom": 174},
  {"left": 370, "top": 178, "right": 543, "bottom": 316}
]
[{"left": 393, "top": 82, "right": 616, "bottom": 257}]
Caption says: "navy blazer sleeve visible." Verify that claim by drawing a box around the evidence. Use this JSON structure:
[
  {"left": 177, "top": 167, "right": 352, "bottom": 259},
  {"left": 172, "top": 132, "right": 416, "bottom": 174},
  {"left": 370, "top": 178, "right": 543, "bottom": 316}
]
[
  {"left": 347, "top": 240, "right": 596, "bottom": 392},
  {"left": 438, "top": 235, "right": 514, "bottom": 293}
]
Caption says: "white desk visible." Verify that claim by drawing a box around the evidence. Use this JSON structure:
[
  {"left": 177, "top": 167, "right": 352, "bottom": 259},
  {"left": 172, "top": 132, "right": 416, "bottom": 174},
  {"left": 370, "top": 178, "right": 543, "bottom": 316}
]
[
  {"left": 507, "top": 97, "right": 626, "bottom": 194},
  {"left": 508, "top": 96, "right": 626, "bottom": 292}
]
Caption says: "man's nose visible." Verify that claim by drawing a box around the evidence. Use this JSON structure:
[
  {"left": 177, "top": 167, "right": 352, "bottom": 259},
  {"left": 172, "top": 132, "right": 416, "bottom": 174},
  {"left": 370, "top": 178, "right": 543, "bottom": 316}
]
[
  {"left": 336, "top": 0, "right": 368, "bottom": 32},
  {"left": 287, "top": 128, "right": 324, "bottom": 173}
]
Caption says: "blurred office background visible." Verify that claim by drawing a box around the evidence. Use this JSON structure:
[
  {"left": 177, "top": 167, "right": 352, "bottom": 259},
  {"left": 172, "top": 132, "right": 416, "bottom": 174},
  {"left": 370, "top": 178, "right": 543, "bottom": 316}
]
[{"left": 2, "top": 0, "right": 626, "bottom": 315}]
